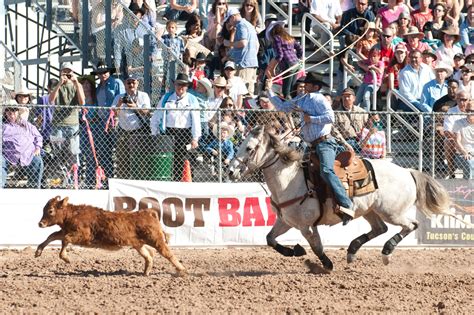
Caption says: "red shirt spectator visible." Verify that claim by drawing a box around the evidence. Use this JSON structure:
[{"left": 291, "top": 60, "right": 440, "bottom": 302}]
[{"left": 411, "top": 0, "right": 433, "bottom": 31}]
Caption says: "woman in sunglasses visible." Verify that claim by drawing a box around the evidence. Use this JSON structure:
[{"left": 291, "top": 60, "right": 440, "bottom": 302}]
[
  {"left": 206, "top": 0, "right": 228, "bottom": 51},
  {"left": 239, "top": 0, "right": 263, "bottom": 33}
]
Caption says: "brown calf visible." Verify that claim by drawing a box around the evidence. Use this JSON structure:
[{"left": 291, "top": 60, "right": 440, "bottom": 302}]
[{"left": 35, "top": 196, "right": 186, "bottom": 276}]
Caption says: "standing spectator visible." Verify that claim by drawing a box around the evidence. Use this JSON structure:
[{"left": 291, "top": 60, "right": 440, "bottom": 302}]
[
  {"left": 398, "top": 50, "right": 435, "bottom": 111},
  {"left": 91, "top": 60, "right": 125, "bottom": 184},
  {"left": 226, "top": 8, "right": 259, "bottom": 96},
  {"left": 35, "top": 78, "right": 59, "bottom": 152},
  {"left": 205, "top": 121, "right": 235, "bottom": 176},
  {"left": 339, "top": 0, "right": 375, "bottom": 48},
  {"left": 443, "top": 90, "right": 470, "bottom": 178},
  {"left": 375, "top": 0, "right": 409, "bottom": 30},
  {"left": 206, "top": 0, "right": 228, "bottom": 51},
  {"left": 404, "top": 26, "right": 431, "bottom": 54},
  {"left": 356, "top": 47, "right": 385, "bottom": 111},
  {"left": 48, "top": 62, "right": 85, "bottom": 187},
  {"left": 239, "top": 0, "right": 263, "bottom": 33},
  {"left": 334, "top": 87, "right": 369, "bottom": 153},
  {"left": 162, "top": 20, "right": 186, "bottom": 93},
  {"left": 410, "top": 0, "right": 432, "bottom": 32},
  {"left": 453, "top": 101, "right": 474, "bottom": 179},
  {"left": 190, "top": 77, "right": 212, "bottom": 148},
  {"left": 310, "top": 0, "right": 341, "bottom": 54},
  {"left": 198, "top": 0, "right": 208, "bottom": 29},
  {"left": 2, "top": 102, "right": 43, "bottom": 188},
  {"left": 112, "top": 74, "right": 151, "bottom": 179},
  {"left": 164, "top": 0, "right": 197, "bottom": 21},
  {"left": 420, "top": 64, "right": 451, "bottom": 112},
  {"left": 151, "top": 73, "right": 201, "bottom": 181},
  {"left": 435, "top": 25, "right": 463, "bottom": 67},
  {"left": 265, "top": 22, "right": 303, "bottom": 99},
  {"left": 359, "top": 114, "right": 386, "bottom": 159},
  {"left": 257, "top": 14, "right": 278, "bottom": 93}
]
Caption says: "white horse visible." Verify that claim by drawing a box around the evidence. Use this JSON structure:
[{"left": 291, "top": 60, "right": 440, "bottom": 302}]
[{"left": 229, "top": 126, "right": 454, "bottom": 271}]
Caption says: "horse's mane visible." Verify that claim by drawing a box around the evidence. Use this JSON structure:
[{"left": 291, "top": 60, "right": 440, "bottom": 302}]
[{"left": 266, "top": 130, "right": 303, "bottom": 164}]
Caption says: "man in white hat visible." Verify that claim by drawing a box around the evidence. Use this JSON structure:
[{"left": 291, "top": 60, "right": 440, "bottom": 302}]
[
  {"left": 420, "top": 63, "right": 452, "bottom": 112},
  {"left": 226, "top": 7, "right": 259, "bottom": 95},
  {"left": 48, "top": 62, "right": 85, "bottom": 187}
]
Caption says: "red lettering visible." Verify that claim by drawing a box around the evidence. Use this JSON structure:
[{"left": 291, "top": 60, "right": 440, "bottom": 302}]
[
  {"left": 265, "top": 197, "right": 277, "bottom": 226},
  {"left": 218, "top": 198, "right": 241, "bottom": 227},
  {"left": 242, "top": 197, "right": 265, "bottom": 226}
]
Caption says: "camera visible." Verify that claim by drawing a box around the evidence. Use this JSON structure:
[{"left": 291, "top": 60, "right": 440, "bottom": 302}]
[
  {"left": 65, "top": 74, "right": 72, "bottom": 79},
  {"left": 121, "top": 95, "right": 132, "bottom": 104}
]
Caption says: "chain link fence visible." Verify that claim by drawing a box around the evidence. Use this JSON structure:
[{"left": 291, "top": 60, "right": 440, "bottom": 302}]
[{"left": 1, "top": 104, "right": 472, "bottom": 189}]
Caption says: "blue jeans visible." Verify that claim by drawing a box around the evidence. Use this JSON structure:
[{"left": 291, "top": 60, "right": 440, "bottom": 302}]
[
  {"left": 198, "top": 0, "right": 208, "bottom": 29},
  {"left": 1, "top": 154, "right": 44, "bottom": 188},
  {"left": 355, "top": 83, "right": 377, "bottom": 111},
  {"left": 455, "top": 154, "right": 474, "bottom": 179},
  {"left": 314, "top": 138, "right": 353, "bottom": 209}
]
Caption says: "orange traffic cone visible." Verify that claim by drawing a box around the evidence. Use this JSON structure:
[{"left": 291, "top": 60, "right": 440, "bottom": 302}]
[{"left": 181, "top": 160, "right": 192, "bottom": 182}]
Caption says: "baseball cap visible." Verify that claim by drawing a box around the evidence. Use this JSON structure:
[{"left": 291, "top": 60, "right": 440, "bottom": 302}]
[
  {"left": 224, "top": 61, "right": 236, "bottom": 69},
  {"left": 341, "top": 87, "right": 355, "bottom": 96}
]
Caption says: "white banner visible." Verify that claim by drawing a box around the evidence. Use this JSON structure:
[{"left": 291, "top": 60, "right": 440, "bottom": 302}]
[{"left": 108, "top": 179, "right": 417, "bottom": 247}]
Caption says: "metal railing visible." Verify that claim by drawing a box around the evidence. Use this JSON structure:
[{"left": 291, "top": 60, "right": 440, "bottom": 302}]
[
  {"left": 301, "top": 13, "right": 334, "bottom": 91},
  {"left": 0, "top": 40, "right": 23, "bottom": 91},
  {"left": 262, "top": 0, "right": 294, "bottom": 35}
]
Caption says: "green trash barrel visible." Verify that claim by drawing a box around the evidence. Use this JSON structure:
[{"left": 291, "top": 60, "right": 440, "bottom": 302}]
[{"left": 129, "top": 134, "right": 174, "bottom": 181}]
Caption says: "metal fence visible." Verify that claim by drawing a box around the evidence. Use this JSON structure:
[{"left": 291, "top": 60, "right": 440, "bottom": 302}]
[{"left": 1, "top": 104, "right": 471, "bottom": 189}]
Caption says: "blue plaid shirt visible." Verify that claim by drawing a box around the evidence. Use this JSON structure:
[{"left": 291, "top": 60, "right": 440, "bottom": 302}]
[
  {"left": 161, "top": 34, "right": 185, "bottom": 59},
  {"left": 270, "top": 92, "right": 334, "bottom": 142}
]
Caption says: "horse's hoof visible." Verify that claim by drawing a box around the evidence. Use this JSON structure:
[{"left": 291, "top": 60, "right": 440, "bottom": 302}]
[
  {"left": 347, "top": 253, "right": 356, "bottom": 264},
  {"left": 293, "top": 244, "right": 307, "bottom": 257},
  {"left": 382, "top": 254, "right": 391, "bottom": 265},
  {"left": 320, "top": 254, "right": 334, "bottom": 271}
]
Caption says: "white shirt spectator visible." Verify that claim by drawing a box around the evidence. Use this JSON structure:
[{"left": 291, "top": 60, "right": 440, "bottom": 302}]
[
  {"left": 112, "top": 91, "right": 151, "bottom": 131},
  {"left": 453, "top": 118, "right": 474, "bottom": 154},
  {"left": 435, "top": 45, "right": 463, "bottom": 67},
  {"left": 458, "top": 81, "right": 474, "bottom": 99},
  {"left": 227, "top": 76, "right": 248, "bottom": 106},
  {"left": 310, "top": 0, "right": 342, "bottom": 27},
  {"left": 443, "top": 105, "right": 466, "bottom": 133},
  {"left": 206, "top": 95, "right": 225, "bottom": 121},
  {"left": 399, "top": 63, "right": 435, "bottom": 105}
]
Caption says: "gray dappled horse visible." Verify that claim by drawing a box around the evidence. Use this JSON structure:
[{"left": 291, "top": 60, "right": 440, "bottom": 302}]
[{"left": 229, "top": 126, "right": 454, "bottom": 271}]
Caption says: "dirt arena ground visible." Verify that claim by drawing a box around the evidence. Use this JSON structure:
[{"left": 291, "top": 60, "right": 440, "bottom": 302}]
[{"left": 0, "top": 246, "right": 472, "bottom": 313}]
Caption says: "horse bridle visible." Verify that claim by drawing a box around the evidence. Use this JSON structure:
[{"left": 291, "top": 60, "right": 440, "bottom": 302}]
[{"left": 235, "top": 136, "right": 280, "bottom": 173}]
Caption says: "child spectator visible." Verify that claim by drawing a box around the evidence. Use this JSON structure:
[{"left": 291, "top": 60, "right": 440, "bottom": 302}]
[
  {"left": 387, "top": 43, "right": 408, "bottom": 90},
  {"left": 161, "top": 20, "right": 185, "bottom": 92},
  {"left": 205, "top": 122, "right": 235, "bottom": 176},
  {"left": 355, "top": 22, "right": 379, "bottom": 60},
  {"left": 421, "top": 49, "right": 437, "bottom": 69},
  {"left": 359, "top": 114, "right": 386, "bottom": 159},
  {"left": 356, "top": 47, "right": 384, "bottom": 111}
]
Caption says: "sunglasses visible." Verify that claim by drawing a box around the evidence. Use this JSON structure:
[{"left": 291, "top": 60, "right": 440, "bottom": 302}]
[
  {"left": 466, "top": 110, "right": 474, "bottom": 113},
  {"left": 214, "top": 85, "right": 225, "bottom": 89},
  {"left": 126, "top": 81, "right": 137, "bottom": 85},
  {"left": 245, "top": 4, "right": 254, "bottom": 7},
  {"left": 217, "top": 1, "right": 226, "bottom": 4},
  {"left": 382, "top": 34, "right": 392, "bottom": 38},
  {"left": 459, "top": 98, "right": 469, "bottom": 102}
]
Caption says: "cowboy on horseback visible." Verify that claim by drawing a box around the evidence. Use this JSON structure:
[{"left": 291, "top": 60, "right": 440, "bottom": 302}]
[{"left": 265, "top": 72, "right": 355, "bottom": 225}]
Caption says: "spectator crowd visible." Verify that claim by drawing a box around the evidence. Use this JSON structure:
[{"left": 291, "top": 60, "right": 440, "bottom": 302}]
[{"left": 2, "top": 0, "right": 474, "bottom": 189}]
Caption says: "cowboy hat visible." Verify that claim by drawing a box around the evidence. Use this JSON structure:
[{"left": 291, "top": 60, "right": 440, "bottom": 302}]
[
  {"left": 403, "top": 26, "right": 424, "bottom": 39},
  {"left": 421, "top": 49, "right": 437, "bottom": 61},
  {"left": 129, "top": 2, "right": 146, "bottom": 15},
  {"left": 212, "top": 121, "right": 235, "bottom": 139},
  {"left": 60, "top": 62, "right": 75, "bottom": 72},
  {"left": 195, "top": 52, "right": 208, "bottom": 62},
  {"left": 434, "top": 63, "right": 453, "bottom": 77},
  {"left": 11, "top": 86, "right": 34, "bottom": 99},
  {"left": 4, "top": 99, "right": 20, "bottom": 111},
  {"left": 197, "top": 77, "right": 213, "bottom": 98},
  {"left": 266, "top": 20, "right": 286, "bottom": 41},
  {"left": 91, "top": 60, "right": 115, "bottom": 75},
  {"left": 303, "top": 72, "right": 328, "bottom": 87},
  {"left": 264, "top": 13, "right": 278, "bottom": 22},
  {"left": 174, "top": 73, "right": 191, "bottom": 85},
  {"left": 213, "top": 76, "right": 228, "bottom": 88},
  {"left": 441, "top": 25, "right": 461, "bottom": 43}
]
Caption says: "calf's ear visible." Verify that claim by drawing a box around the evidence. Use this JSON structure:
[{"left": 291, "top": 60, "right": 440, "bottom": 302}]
[{"left": 60, "top": 197, "right": 69, "bottom": 208}]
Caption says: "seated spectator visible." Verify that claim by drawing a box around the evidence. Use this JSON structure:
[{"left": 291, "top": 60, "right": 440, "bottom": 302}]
[
  {"left": 420, "top": 63, "right": 451, "bottom": 112},
  {"left": 189, "top": 52, "right": 208, "bottom": 89},
  {"left": 398, "top": 50, "right": 435, "bottom": 111},
  {"left": 356, "top": 47, "right": 384, "bottom": 111},
  {"left": 129, "top": 0, "right": 156, "bottom": 30},
  {"left": 423, "top": 3, "right": 448, "bottom": 41},
  {"left": 397, "top": 11, "right": 411, "bottom": 37},
  {"left": 205, "top": 122, "right": 235, "bottom": 176},
  {"left": 460, "top": 4, "right": 474, "bottom": 49},
  {"left": 453, "top": 101, "right": 474, "bottom": 179},
  {"left": 180, "top": 13, "right": 204, "bottom": 43},
  {"left": 2, "top": 102, "right": 43, "bottom": 188},
  {"left": 404, "top": 26, "right": 431, "bottom": 54},
  {"left": 387, "top": 43, "right": 409, "bottom": 90},
  {"left": 334, "top": 87, "right": 368, "bottom": 153},
  {"left": 339, "top": 0, "right": 375, "bottom": 48},
  {"left": 355, "top": 22, "right": 379, "bottom": 60},
  {"left": 206, "top": 76, "right": 229, "bottom": 131},
  {"left": 452, "top": 53, "right": 465, "bottom": 81},
  {"left": 441, "top": 0, "right": 461, "bottom": 26},
  {"left": 386, "top": 21, "right": 404, "bottom": 46},
  {"left": 150, "top": 73, "right": 201, "bottom": 181},
  {"left": 12, "top": 86, "right": 34, "bottom": 121},
  {"left": 458, "top": 66, "right": 474, "bottom": 99},
  {"left": 359, "top": 114, "right": 386, "bottom": 159},
  {"left": 421, "top": 49, "right": 437, "bottom": 69},
  {"left": 164, "top": 0, "right": 197, "bottom": 21},
  {"left": 375, "top": 0, "right": 409, "bottom": 30},
  {"left": 376, "top": 27, "right": 395, "bottom": 69},
  {"left": 433, "top": 79, "right": 459, "bottom": 112},
  {"left": 239, "top": 0, "right": 263, "bottom": 33},
  {"left": 112, "top": 74, "right": 151, "bottom": 179},
  {"left": 443, "top": 90, "right": 470, "bottom": 178},
  {"left": 435, "top": 25, "right": 463, "bottom": 67},
  {"left": 223, "top": 61, "right": 248, "bottom": 109},
  {"left": 410, "top": 0, "right": 433, "bottom": 32}
]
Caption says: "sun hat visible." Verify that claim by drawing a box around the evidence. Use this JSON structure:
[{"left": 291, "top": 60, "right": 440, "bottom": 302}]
[
  {"left": 434, "top": 63, "right": 453, "bottom": 77},
  {"left": 265, "top": 20, "right": 286, "bottom": 41},
  {"left": 60, "top": 62, "right": 75, "bottom": 72},
  {"left": 303, "top": 72, "right": 328, "bottom": 87},
  {"left": 213, "top": 76, "right": 228, "bottom": 87},
  {"left": 440, "top": 25, "right": 461, "bottom": 43},
  {"left": 12, "top": 86, "right": 34, "bottom": 99},
  {"left": 197, "top": 77, "right": 213, "bottom": 98},
  {"left": 264, "top": 13, "right": 278, "bottom": 22},
  {"left": 403, "top": 26, "right": 424, "bottom": 39}
]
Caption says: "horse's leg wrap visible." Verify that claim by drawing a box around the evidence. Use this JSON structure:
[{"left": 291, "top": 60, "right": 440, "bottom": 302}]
[
  {"left": 382, "top": 233, "right": 403, "bottom": 256},
  {"left": 293, "top": 244, "right": 307, "bottom": 257},
  {"left": 275, "top": 243, "right": 295, "bottom": 257},
  {"left": 347, "top": 233, "right": 369, "bottom": 255},
  {"left": 318, "top": 253, "right": 333, "bottom": 271}
]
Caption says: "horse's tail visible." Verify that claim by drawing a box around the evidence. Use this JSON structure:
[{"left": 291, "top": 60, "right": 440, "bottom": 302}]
[{"left": 410, "top": 170, "right": 452, "bottom": 217}]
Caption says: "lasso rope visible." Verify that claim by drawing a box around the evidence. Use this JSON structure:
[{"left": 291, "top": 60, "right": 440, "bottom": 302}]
[{"left": 270, "top": 17, "right": 371, "bottom": 83}]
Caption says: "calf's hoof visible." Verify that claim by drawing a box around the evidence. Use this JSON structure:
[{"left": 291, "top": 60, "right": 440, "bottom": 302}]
[
  {"left": 177, "top": 269, "right": 187, "bottom": 277},
  {"left": 34, "top": 249, "right": 42, "bottom": 258}
]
